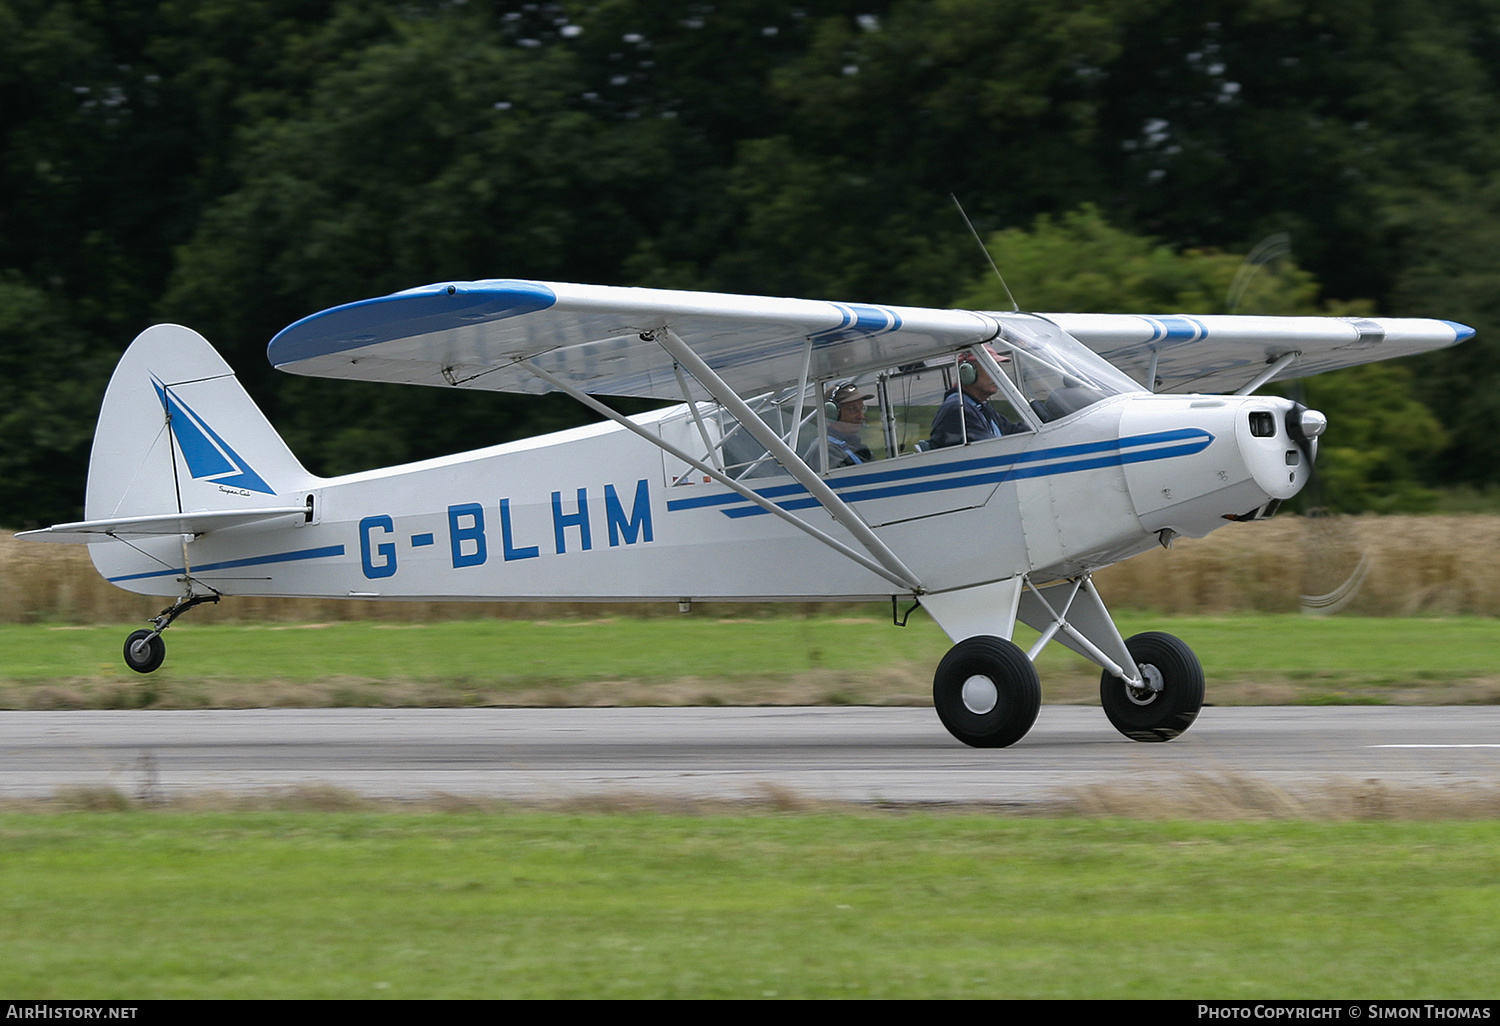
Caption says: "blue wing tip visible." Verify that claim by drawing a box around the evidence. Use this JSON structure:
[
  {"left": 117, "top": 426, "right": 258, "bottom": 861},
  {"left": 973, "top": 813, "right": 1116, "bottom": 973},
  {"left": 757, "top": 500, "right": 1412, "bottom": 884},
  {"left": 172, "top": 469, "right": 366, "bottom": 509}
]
[
  {"left": 267, "top": 279, "right": 558, "bottom": 367},
  {"left": 1442, "top": 320, "right": 1477, "bottom": 342}
]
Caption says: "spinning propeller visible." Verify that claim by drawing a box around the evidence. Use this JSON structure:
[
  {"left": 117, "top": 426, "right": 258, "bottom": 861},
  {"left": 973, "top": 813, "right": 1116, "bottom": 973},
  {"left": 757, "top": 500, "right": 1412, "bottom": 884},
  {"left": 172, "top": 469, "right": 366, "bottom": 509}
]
[{"left": 1227, "top": 237, "right": 1370, "bottom": 614}]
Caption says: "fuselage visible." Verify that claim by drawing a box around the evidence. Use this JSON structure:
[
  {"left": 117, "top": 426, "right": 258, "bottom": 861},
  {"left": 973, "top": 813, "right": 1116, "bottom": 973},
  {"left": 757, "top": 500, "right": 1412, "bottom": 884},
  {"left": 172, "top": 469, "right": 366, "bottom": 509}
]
[{"left": 90, "top": 389, "right": 1311, "bottom": 603}]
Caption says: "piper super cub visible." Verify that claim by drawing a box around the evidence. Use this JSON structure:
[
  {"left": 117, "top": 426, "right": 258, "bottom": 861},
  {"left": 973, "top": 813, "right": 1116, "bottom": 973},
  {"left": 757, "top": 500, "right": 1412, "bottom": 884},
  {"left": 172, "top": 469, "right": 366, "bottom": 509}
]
[{"left": 21, "top": 280, "right": 1473, "bottom": 747}]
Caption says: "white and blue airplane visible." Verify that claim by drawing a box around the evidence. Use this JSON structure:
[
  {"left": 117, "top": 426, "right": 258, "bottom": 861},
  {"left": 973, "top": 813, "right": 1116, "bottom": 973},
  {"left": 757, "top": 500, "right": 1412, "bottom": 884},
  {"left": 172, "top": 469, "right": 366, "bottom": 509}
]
[{"left": 21, "top": 280, "right": 1473, "bottom": 747}]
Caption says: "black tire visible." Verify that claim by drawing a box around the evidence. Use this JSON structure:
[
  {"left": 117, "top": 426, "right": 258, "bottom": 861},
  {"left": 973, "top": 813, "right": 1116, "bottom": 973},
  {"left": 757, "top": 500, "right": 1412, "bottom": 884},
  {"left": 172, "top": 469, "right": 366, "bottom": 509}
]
[
  {"left": 123, "top": 629, "right": 165, "bottom": 674},
  {"left": 1100, "top": 631, "right": 1204, "bottom": 742},
  {"left": 933, "top": 636, "right": 1042, "bottom": 748}
]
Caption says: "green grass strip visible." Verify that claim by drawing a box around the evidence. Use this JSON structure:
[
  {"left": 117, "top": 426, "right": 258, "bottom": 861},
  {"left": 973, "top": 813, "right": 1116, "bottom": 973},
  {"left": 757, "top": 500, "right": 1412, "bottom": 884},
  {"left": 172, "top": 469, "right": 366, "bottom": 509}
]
[
  {"left": 8, "top": 613, "right": 1500, "bottom": 679},
  {"left": 2, "top": 811, "right": 1498, "bottom": 998},
  {"left": 3, "top": 613, "right": 1499, "bottom": 708}
]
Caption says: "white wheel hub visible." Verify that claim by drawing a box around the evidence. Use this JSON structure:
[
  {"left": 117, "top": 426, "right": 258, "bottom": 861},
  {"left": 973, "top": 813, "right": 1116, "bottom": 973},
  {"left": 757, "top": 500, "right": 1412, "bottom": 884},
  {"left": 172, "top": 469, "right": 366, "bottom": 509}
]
[
  {"left": 961, "top": 675, "right": 999, "bottom": 715},
  {"left": 1125, "top": 663, "right": 1165, "bottom": 706}
]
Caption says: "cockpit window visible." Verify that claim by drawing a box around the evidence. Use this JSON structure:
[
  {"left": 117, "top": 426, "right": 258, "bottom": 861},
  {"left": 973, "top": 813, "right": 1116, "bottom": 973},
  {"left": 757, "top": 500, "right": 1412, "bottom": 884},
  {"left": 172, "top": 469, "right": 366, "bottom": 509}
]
[{"left": 657, "top": 313, "right": 1142, "bottom": 486}]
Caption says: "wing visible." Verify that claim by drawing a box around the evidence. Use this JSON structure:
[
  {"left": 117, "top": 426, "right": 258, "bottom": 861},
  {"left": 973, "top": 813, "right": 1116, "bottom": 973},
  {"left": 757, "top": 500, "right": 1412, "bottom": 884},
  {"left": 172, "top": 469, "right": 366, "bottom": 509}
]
[
  {"left": 268, "top": 280, "right": 1003, "bottom": 400},
  {"left": 1044, "top": 313, "right": 1474, "bottom": 394},
  {"left": 267, "top": 280, "right": 1472, "bottom": 399}
]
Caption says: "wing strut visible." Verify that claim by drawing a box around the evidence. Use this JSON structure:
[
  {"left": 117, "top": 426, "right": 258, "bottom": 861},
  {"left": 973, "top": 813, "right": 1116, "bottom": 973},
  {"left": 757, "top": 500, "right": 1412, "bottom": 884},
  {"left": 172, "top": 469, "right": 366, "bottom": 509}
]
[
  {"left": 1233, "top": 351, "right": 1300, "bottom": 396},
  {"left": 520, "top": 361, "right": 924, "bottom": 592},
  {"left": 672, "top": 361, "right": 722, "bottom": 473},
  {"left": 647, "top": 327, "right": 925, "bottom": 592}
]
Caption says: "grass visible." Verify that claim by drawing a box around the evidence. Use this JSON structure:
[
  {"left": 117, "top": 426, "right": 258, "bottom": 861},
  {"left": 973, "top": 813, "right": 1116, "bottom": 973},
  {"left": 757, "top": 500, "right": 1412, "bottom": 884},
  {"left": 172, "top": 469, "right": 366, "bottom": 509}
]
[
  {"left": 1, "top": 807, "right": 1497, "bottom": 998},
  {"left": 2, "top": 612, "right": 1498, "bottom": 709}
]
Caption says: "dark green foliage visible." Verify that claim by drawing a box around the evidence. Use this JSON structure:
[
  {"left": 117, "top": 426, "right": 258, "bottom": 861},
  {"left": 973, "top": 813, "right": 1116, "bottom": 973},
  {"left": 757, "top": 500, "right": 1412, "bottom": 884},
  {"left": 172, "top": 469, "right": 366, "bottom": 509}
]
[{"left": 0, "top": 276, "right": 111, "bottom": 525}]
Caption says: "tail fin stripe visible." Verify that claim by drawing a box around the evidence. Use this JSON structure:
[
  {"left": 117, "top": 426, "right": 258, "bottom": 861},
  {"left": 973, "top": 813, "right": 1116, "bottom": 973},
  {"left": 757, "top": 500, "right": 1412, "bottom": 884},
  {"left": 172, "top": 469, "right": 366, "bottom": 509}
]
[{"left": 153, "top": 378, "right": 275, "bottom": 494}]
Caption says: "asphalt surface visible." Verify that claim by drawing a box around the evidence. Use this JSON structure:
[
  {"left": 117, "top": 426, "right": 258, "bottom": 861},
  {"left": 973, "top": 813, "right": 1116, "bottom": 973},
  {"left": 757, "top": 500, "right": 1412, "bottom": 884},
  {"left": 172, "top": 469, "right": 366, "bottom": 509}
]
[{"left": 3, "top": 705, "right": 1499, "bottom": 805}]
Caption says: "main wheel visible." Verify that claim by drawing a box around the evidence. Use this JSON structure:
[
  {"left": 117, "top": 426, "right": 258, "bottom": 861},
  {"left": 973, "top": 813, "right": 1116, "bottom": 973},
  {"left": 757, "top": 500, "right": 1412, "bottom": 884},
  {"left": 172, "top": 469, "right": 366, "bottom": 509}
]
[
  {"left": 123, "top": 629, "right": 165, "bottom": 674},
  {"left": 1100, "top": 631, "right": 1204, "bottom": 742},
  {"left": 933, "top": 636, "right": 1042, "bottom": 748}
]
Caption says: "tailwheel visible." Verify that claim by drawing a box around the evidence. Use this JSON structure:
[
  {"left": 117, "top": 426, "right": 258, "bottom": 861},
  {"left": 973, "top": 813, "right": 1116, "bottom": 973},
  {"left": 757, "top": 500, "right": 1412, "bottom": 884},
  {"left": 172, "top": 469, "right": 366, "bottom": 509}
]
[
  {"left": 120, "top": 591, "right": 219, "bottom": 674},
  {"left": 123, "top": 629, "right": 166, "bottom": 674},
  {"left": 933, "top": 636, "right": 1042, "bottom": 748},
  {"left": 1100, "top": 631, "right": 1204, "bottom": 742}
]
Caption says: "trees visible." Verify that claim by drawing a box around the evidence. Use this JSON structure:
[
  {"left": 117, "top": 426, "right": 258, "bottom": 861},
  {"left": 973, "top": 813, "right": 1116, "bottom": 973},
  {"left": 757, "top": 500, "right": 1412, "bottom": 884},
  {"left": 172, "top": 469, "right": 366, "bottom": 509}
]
[{"left": 0, "top": 276, "right": 111, "bottom": 526}]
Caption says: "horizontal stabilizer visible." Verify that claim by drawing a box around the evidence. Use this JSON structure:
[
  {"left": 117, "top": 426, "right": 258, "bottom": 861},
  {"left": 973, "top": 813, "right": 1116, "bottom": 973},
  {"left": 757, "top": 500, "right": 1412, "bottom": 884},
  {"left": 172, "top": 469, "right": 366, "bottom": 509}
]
[{"left": 19, "top": 506, "right": 308, "bottom": 544}]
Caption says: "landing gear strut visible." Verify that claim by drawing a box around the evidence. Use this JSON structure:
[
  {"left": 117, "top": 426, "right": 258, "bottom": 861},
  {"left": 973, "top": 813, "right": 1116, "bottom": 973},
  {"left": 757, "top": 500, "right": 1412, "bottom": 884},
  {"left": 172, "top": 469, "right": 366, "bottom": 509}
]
[{"left": 122, "top": 592, "right": 219, "bottom": 674}]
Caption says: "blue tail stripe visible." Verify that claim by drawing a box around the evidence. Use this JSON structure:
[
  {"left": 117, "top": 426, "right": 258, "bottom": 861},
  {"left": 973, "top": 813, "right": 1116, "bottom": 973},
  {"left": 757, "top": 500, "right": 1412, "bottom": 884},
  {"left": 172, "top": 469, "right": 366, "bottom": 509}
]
[{"left": 107, "top": 545, "right": 345, "bottom": 583}]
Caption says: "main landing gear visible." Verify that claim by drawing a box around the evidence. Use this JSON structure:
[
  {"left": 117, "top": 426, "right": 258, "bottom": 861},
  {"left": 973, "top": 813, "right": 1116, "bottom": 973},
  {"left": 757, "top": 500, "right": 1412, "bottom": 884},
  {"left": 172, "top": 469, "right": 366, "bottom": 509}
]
[
  {"left": 923, "top": 575, "right": 1205, "bottom": 748},
  {"left": 122, "top": 592, "right": 219, "bottom": 674}
]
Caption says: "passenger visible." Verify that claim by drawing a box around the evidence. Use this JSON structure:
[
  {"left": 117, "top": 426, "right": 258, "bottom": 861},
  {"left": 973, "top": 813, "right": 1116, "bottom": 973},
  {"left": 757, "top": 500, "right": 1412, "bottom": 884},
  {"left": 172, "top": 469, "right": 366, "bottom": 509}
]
[
  {"left": 928, "top": 350, "right": 1024, "bottom": 448},
  {"left": 815, "top": 382, "right": 876, "bottom": 469}
]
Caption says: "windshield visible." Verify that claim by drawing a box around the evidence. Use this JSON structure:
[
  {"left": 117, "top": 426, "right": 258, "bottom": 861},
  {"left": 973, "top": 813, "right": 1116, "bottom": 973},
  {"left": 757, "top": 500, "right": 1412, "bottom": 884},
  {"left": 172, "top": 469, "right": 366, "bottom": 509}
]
[{"left": 999, "top": 314, "right": 1144, "bottom": 418}]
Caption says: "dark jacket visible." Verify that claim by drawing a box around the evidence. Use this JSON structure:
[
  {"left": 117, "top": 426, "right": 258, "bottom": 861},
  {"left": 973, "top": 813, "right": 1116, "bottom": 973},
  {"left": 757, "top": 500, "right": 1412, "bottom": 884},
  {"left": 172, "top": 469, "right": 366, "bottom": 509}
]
[{"left": 928, "top": 388, "right": 1023, "bottom": 448}]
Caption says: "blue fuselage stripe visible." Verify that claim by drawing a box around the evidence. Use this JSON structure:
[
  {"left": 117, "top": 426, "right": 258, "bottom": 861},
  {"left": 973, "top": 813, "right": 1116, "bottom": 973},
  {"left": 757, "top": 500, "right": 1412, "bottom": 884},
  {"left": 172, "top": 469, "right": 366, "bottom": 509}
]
[
  {"left": 668, "top": 429, "right": 1212, "bottom": 518},
  {"left": 107, "top": 545, "right": 347, "bottom": 583}
]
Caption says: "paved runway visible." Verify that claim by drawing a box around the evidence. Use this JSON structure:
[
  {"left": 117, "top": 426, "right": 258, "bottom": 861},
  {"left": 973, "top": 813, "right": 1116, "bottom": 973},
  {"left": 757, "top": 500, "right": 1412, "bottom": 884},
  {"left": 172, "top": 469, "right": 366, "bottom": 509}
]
[{"left": 3, "top": 705, "right": 1499, "bottom": 805}]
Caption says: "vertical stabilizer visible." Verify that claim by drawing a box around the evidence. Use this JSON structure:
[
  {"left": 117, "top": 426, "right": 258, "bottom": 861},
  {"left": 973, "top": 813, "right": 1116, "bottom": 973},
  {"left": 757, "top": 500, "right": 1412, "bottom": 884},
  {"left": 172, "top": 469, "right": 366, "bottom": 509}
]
[{"left": 85, "top": 324, "right": 312, "bottom": 522}]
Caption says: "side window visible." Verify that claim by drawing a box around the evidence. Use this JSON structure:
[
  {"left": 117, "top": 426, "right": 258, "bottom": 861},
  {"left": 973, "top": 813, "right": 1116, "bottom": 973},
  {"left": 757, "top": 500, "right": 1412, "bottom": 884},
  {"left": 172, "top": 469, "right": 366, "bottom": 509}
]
[
  {"left": 881, "top": 356, "right": 1030, "bottom": 453},
  {"left": 802, "top": 378, "right": 888, "bottom": 473},
  {"left": 659, "top": 348, "right": 1051, "bottom": 492},
  {"left": 719, "top": 392, "right": 806, "bottom": 480},
  {"left": 880, "top": 365, "right": 953, "bottom": 454},
  {"left": 659, "top": 388, "right": 812, "bottom": 487}
]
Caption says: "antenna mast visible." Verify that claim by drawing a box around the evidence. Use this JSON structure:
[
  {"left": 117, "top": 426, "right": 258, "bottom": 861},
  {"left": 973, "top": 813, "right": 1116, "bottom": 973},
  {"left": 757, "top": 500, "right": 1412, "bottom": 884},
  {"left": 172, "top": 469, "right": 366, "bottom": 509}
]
[{"left": 951, "top": 194, "right": 1019, "bottom": 312}]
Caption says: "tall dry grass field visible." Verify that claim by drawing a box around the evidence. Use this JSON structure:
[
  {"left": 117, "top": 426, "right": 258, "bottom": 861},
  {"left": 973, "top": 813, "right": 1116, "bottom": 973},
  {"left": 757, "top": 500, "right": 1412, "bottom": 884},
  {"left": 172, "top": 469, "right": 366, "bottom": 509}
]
[
  {"left": 1096, "top": 514, "right": 1500, "bottom": 616},
  {"left": 3, "top": 514, "right": 1498, "bottom": 623}
]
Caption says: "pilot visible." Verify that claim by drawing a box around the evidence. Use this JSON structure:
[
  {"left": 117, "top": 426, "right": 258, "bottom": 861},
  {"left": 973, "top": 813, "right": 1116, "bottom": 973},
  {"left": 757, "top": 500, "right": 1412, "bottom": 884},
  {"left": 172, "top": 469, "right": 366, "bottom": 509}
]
[
  {"left": 816, "top": 382, "right": 876, "bottom": 469},
  {"left": 928, "top": 349, "right": 1024, "bottom": 448}
]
